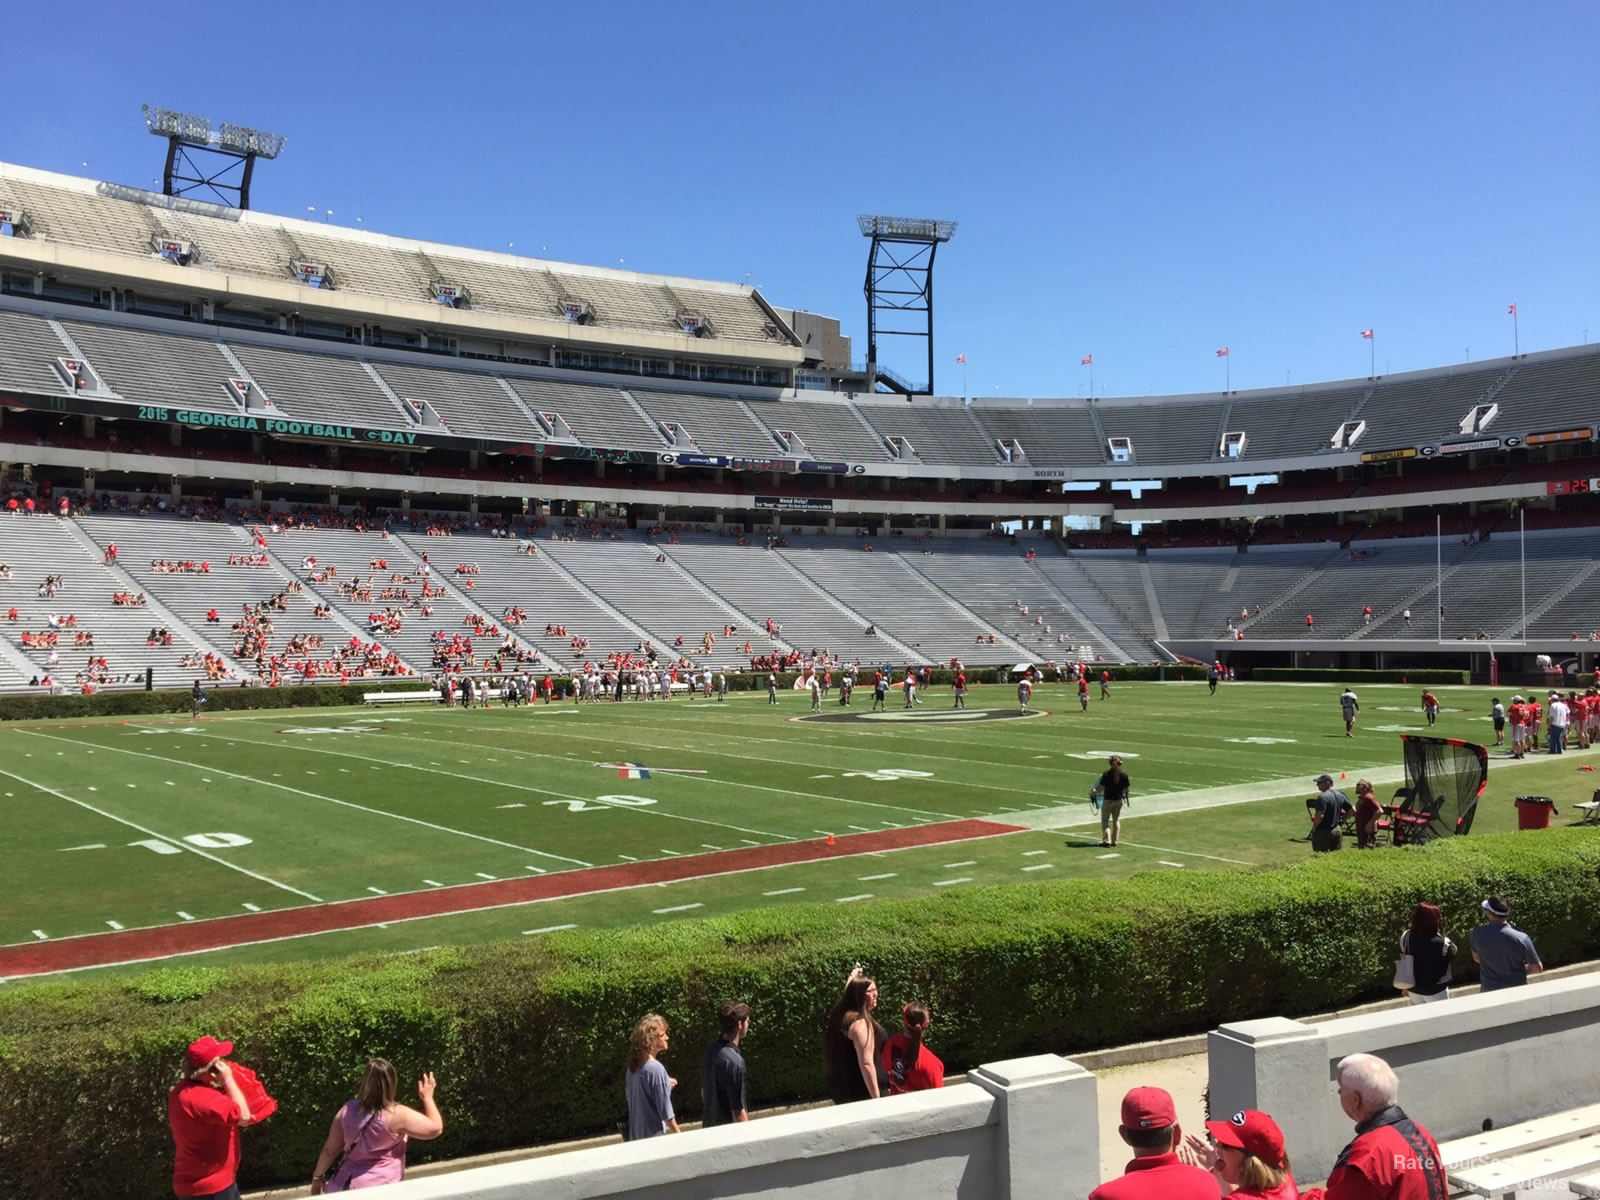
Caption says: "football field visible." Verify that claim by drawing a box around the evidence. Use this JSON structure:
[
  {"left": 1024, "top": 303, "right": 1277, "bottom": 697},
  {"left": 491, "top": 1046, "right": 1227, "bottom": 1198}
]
[{"left": 4, "top": 680, "right": 1596, "bottom": 981}]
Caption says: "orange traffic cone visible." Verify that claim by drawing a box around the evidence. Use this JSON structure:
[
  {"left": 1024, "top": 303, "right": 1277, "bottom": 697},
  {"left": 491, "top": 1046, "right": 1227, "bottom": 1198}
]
[{"left": 825, "top": 834, "right": 836, "bottom": 847}]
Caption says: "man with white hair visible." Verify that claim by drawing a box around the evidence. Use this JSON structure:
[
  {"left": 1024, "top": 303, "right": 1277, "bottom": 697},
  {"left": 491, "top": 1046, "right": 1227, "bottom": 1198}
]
[{"left": 1316, "top": 1052, "right": 1447, "bottom": 1200}]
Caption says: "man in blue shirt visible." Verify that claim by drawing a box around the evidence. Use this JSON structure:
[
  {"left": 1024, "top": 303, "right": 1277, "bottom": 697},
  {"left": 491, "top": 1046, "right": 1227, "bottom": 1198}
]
[
  {"left": 1471, "top": 896, "right": 1543, "bottom": 990},
  {"left": 701, "top": 1002, "right": 750, "bottom": 1126},
  {"left": 1308, "top": 773, "right": 1350, "bottom": 852}
]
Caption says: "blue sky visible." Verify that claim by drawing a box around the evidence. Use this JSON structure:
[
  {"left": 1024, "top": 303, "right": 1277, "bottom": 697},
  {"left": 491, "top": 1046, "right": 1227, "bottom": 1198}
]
[{"left": 10, "top": 1, "right": 1596, "bottom": 399}]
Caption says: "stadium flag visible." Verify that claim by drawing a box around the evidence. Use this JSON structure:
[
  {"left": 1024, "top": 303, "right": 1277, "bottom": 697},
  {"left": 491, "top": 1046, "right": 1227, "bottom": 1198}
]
[
  {"left": 1360, "top": 329, "right": 1374, "bottom": 339},
  {"left": 1215, "top": 346, "right": 1229, "bottom": 357},
  {"left": 1363, "top": 329, "right": 1375, "bottom": 376},
  {"left": 1080, "top": 353, "right": 1092, "bottom": 365},
  {"left": 1508, "top": 303, "right": 1516, "bottom": 315},
  {"left": 955, "top": 353, "right": 966, "bottom": 364}
]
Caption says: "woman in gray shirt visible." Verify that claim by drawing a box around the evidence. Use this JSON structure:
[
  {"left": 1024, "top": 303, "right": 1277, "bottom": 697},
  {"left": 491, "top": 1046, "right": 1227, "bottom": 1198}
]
[{"left": 625, "top": 1014, "right": 680, "bottom": 1140}]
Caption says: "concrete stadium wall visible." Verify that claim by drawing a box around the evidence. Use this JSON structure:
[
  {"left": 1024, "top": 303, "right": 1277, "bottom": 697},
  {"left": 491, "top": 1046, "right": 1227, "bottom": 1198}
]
[
  {"left": 366, "top": 1056, "right": 1097, "bottom": 1200},
  {"left": 1208, "top": 973, "right": 1600, "bottom": 1180}
]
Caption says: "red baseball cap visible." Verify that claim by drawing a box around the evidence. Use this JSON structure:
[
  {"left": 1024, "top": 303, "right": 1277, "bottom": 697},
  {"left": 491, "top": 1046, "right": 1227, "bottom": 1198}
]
[
  {"left": 1121, "top": 1086, "right": 1177, "bottom": 1130},
  {"left": 186, "top": 1035, "right": 234, "bottom": 1071},
  {"left": 1206, "top": 1109, "right": 1287, "bottom": 1168}
]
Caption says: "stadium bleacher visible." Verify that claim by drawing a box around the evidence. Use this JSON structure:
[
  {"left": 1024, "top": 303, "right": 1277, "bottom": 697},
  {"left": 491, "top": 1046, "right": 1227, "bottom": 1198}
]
[
  {"left": 968, "top": 403, "right": 1106, "bottom": 465},
  {"left": 0, "top": 309, "right": 74, "bottom": 396},
  {"left": 855, "top": 401, "right": 1001, "bottom": 465}
]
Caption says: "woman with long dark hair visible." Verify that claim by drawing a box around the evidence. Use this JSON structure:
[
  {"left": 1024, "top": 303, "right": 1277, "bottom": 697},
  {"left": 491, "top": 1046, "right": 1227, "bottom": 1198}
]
[
  {"left": 309, "top": 1058, "right": 443, "bottom": 1192},
  {"left": 883, "top": 1001, "right": 945, "bottom": 1094},
  {"left": 824, "top": 968, "right": 886, "bottom": 1103},
  {"left": 1401, "top": 902, "right": 1456, "bottom": 1004}
]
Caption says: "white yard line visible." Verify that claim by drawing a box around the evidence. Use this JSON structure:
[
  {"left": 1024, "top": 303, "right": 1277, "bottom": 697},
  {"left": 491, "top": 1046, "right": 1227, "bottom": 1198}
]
[
  {"left": 14, "top": 729, "right": 593, "bottom": 868},
  {"left": 1059, "top": 832, "right": 1250, "bottom": 865},
  {"left": 189, "top": 728, "right": 795, "bottom": 844},
  {"left": 0, "top": 765, "right": 324, "bottom": 903}
]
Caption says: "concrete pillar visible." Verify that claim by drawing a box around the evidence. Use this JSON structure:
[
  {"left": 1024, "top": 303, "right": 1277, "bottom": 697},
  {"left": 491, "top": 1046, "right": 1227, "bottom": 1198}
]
[
  {"left": 1209, "top": 1018, "right": 1334, "bottom": 1180},
  {"left": 938, "top": 513, "right": 947, "bottom": 534},
  {"left": 400, "top": 494, "right": 411, "bottom": 512},
  {"left": 596, "top": 459, "right": 606, "bottom": 479},
  {"left": 84, "top": 469, "right": 96, "bottom": 494},
  {"left": 469, "top": 450, "right": 481, "bottom": 471},
  {"left": 879, "top": 519, "right": 890, "bottom": 537},
  {"left": 827, "top": 517, "right": 837, "bottom": 533},
  {"left": 657, "top": 508, "right": 666, "bottom": 526},
  {"left": 329, "top": 487, "right": 339, "bottom": 509},
  {"left": 169, "top": 424, "right": 182, "bottom": 447},
  {"left": 714, "top": 509, "right": 723, "bottom": 531},
  {"left": 251, "top": 481, "right": 263, "bottom": 504},
  {"left": 169, "top": 478, "right": 182, "bottom": 503},
  {"left": 938, "top": 477, "right": 947, "bottom": 493},
  {"left": 970, "top": 1056, "right": 1100, "bottom": 1200},
  {"left": 469, "top": 497, "right": 479, "bottom": 517},
  {"left": 828, "top": 473, "right": 837, "bottom": 490},
  {"left": 82, "top": 415, "right": 95, "bottom": 439},
  {"left": 656, "top": 463, "right": 666, "bottom": 482}
]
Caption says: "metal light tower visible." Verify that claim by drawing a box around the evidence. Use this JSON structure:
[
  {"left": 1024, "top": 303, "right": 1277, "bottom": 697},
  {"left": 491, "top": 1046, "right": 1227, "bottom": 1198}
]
[
  {"left": 859, "top": 215, "right": 956, "bottom": 397},
  {"left": 142, "top": 106, "right": 287, "bottom": 210}
]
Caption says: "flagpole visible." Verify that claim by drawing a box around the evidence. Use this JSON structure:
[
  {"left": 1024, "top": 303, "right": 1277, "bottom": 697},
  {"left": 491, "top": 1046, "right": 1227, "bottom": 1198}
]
[
  {"left": 1225, "top": 352, "right": 1230, "bottom": 394},
  {"left": 1370, "top": 334, "right": 1375, "bottom": 379},
  {"left": 1089, "top": 360, "right": 1094, "bottom": 399},
  {"left": 1513, "top": 306, "right": 1520, "bottom": 356},
  {"left": 962, "top": 359, "right": 968, "bottom": 399}
]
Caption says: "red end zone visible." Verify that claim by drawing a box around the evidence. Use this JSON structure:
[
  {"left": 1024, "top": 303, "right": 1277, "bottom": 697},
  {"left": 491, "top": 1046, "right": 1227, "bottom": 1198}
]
[{"left": 0, "top": 818, "right": 1023, "bottom": 978}]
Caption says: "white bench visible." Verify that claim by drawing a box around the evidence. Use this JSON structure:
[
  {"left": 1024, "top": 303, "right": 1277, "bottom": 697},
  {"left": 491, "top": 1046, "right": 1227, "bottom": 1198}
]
[
  {"left": 1438, "top": 1103, "right": 1600, "bottom": 1198},
  {"left": 1576, "top": 788, "right": 1600, "bottom": 825},
  {"left": 1572, "top": 1169, "right": 1600, "bottom": 1198},
  {"left": 364, "top": 690, "right": 442, "bottom": 706}
]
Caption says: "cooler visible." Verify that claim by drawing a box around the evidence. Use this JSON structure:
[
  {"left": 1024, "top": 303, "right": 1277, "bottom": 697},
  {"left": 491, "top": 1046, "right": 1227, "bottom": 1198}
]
[{"left": 1514, "top": 796, "right": 1556, "bottom": 831}]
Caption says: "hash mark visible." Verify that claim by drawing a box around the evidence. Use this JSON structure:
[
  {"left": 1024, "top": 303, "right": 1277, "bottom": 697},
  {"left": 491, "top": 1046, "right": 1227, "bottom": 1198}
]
[
  {"left": 835, "top": 894, "right": 873, "bottom": 904},
  {"left": 1021, "top": 864, "right": 1055, "bottom": 872},
  {"left": 764, "top": 887, "right": 805, "bottom": 896},
  {"left": 932, "top": 878, "right": 973, "bottom": 887},
  {"left": 653, "top": 903, "right": 704, "bottom": 914},
  {"left": 242, "top": 902, "right": 262, "bottom": 911},
  {"left": 523, "top": 924, "right": 577, "bottom": 935}
]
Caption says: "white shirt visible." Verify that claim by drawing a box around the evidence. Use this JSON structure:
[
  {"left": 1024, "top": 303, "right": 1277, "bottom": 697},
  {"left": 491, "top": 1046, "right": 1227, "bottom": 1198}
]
[{"left": 1549, "top": 700, "right": 1571, "bottom": 729}]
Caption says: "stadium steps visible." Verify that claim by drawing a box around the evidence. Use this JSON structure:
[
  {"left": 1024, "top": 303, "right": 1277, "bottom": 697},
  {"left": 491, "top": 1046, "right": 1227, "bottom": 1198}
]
[
  {"left": 1138, "top": 562, "right": 1171, "bottom": 640},
  {"left": 653, "top": 551, "right": 796, "bottom": 655},
  {"left": 886, "top": 554, "right": 1031, "bottom": 659},
  {"left": 1025, "top": 556, "right": 1148, "bottom": 661},
  {"left": 381, "top": 538, "right": 562, "bottom": 670},
  {"left": 504, "top": 540, "right": 658, "bottom": 648},
  {"left": 45, "top": 318, "right": 91, "bottom": 367},
  {"left": 59, "top": 517, "right": 231, "bottom": 666},
  {"left": 615, "top": 390, "right": 673, "bottom": 447},
  {"left": 1348, "top": 540, "right": 1478, "bottom": 640},
  {"left": 898, "top": 547, "right": 1116, "bottom": 663},
  {"left": 219, "top": 524, "right": 380, "bottom": 651},
  {"left": 0, "top": 609, "right": 39, "bottom": 689},
  {"left": 763, "top": 552, "right": 921, "bottom": 661},
  {"left": 1526, "top": 556, "right": 1600, "bottom": 639},
  {"left": 1231, "top": 545, "right": 1347, "bottom": 635},
  {"left": 1039, "top": 555, "right": 1154, "bottom": 653},
  {"left": 844, "top": 401, "right": 892, "bottom": 454},
  {"left": 2, "top": 517, "right": 213, "bottom": 689}
]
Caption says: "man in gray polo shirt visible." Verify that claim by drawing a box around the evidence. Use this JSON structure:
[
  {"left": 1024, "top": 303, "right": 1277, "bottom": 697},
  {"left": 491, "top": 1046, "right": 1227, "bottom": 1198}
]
[
  {"left": 1471, "top": 895, "right": 1544, "bottom": 990},
  {"left": 1308, "top": 773, "right": 1350, "bottom": 853}
]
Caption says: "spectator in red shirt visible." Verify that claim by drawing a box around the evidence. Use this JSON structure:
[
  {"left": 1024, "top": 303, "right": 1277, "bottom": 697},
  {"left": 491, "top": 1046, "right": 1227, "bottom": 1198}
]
[
  {"left": 1302, "top": 1053, "right": 1446, "bottom": 1200},
  {"left": 882, "top": 1001, "right": 944, "bottom": 1095},
  {"left": 1090, "top": 1086, "right": 1217, "bottom": 1200},
  {"left": 168, "top": 1035, "right": 254, "bottom": 1199},
  {"left": 1354, "top": 779, "right": 1383, "bottom": 850}
]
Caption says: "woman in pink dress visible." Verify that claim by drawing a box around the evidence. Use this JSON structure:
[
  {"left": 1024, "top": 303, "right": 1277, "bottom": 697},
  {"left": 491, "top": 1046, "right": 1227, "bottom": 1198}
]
[{"left": 310, "top": 1059, "right": 444, "bottom": 1192}]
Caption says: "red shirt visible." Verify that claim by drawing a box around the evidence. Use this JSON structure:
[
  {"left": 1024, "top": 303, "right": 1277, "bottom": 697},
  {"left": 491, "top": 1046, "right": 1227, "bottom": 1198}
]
[
  {"left": 1317, "top": 1109, "right": 1445, "bottom": 1200},
  {"left": 1508, "top": 703, "right": 1525, "bottom": 725},
  {"left": 168, "top": 1080, "right": 241, "bottom": 1197},
  {"left": 955, "top": 673, "right": 966, "bottom": 689},
  {"left": 882, "top": 1034, "right": 945, "bottom": 1093},
  {"left": 1088, "top": 1152, "right": 1219, "bottom": 1200}
]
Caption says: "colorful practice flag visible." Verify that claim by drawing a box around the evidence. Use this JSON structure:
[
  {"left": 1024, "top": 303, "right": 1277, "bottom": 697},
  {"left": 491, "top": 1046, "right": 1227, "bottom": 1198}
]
[
  {"left": 614, "top": 762, "right": 652, "bottom": 780},
  {"left": 1215, "top": 347, "right": 1229, "bottom": 358},
  {"left": 1361, "top": 329, "right": 1374, "bottom": 339},
  {"left": 1508, "top": 303, "right": 1517, "bottom": 315},
  {"left": 1080, "top": 353, "right": 1093, "bottom": 365},
  {"left": 955, "top": 352, "right": 966, "bottom": 364}
]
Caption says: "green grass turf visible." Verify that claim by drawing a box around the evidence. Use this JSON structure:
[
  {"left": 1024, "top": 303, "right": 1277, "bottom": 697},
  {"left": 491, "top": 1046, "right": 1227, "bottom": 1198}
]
[{"left": 5, "top": 681, "right": 1598, "bottom": 978}]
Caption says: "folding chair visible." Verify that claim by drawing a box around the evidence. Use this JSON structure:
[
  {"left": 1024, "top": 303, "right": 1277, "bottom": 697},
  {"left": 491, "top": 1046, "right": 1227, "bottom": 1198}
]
[{"left": 1577, "top": 788, "right": 1600, "bottom": 826}]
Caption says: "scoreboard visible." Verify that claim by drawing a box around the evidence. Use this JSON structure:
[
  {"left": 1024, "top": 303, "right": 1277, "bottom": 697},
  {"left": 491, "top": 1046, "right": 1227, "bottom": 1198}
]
[{"left": 1547, "top": 478, "right": 1600, "bottom": 495}]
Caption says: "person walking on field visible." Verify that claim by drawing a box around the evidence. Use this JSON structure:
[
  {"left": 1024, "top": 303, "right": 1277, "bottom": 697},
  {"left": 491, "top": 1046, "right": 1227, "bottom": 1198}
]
[
  {"left": 1091, "top": 755, "right": 1130, "bottom": 847},
  {"left": 310, "top": 1059, "right": 443, "bottom": 1191},
  {"left": 1339, "top": 686, "right": 1359, "bottom": 736},
  {"left": 952, "top": 668, "right": 967, "bottom": 709},
  {"left": 767, "top": 672, "right": 778, "bottom": 705},
  {"left": 1100, "top": 669, "right": 1113, "bottom": 700}
]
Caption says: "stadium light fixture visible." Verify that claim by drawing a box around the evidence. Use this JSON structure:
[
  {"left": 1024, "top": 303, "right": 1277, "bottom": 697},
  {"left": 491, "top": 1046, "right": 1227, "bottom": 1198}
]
[
  {"left": 858, "top": 214, "right": 958, "bottom": 397},
  {"left": 142, "top": 105, "right": 287, "bottom": 209}
]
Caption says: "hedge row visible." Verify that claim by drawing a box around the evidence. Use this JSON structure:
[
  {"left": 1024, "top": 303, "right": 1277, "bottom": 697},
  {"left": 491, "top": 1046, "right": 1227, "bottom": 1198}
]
[
  {"left": 0, "top": 681, "right": 419, "bottom": 722},
  {"left": 3, "top": 829, "right": 1597, "bottom": 1199},
  {"left": 1250, "top": 667, "right": 1470, "bottom": 685}
]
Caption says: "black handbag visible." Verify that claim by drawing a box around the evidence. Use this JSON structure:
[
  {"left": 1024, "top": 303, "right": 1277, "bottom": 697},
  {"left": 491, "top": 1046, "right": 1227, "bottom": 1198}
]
[{"left": 323, "top": 1106, "right": 381, "bottom": 1190}]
